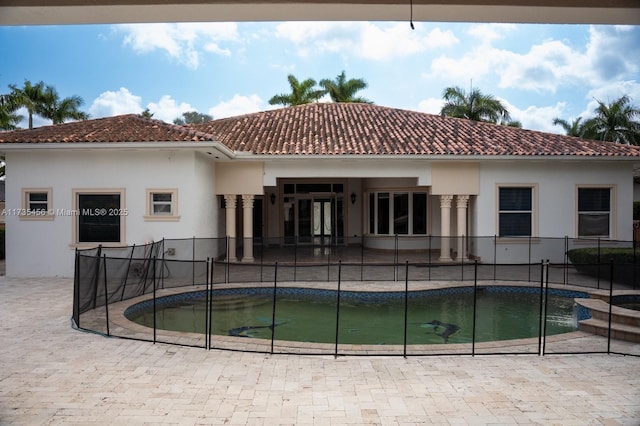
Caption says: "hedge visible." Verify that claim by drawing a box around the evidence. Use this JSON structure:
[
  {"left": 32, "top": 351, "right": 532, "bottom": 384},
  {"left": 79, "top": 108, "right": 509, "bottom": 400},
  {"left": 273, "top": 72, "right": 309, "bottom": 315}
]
[{"left": 567, "top": 247, "right": 639, "bottom": 287}]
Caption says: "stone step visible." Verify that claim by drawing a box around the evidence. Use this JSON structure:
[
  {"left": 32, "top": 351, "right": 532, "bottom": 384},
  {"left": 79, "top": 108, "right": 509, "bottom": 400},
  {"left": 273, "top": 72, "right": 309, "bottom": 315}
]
[
  {"left": 575, "top": 298, "right": 640, "bottom": 328},
  {"left": 578, "top": 318, "right": 640, "bottom": 343}
]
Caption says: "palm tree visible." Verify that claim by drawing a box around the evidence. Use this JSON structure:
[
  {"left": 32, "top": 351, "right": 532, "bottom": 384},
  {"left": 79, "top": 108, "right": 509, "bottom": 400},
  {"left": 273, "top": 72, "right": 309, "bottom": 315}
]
[
  {"left": 581, "top": 96, "right": 640, "bottom": 145},
  {"left": 8, "top": 80, "right": 47, "bottom": 129},
  {"left": 40, "top": 85, "right": 89, "bottom": 124},
  {"left": 8, "top": 80, "right": 88, "bottom": 128},
  {"left": 319, "top": 71, "right": 373, "bottom": 104},
  {"left": 0, "top": 93, "right": 22, "bottom": 130},
  {"left": 268, "top": 75, "right": 326, "bottom": 107},
  {"left": 440, "top": 86, "right": 511, "bottom": 124},
  {"left": 552, "top": 117, "right": 588, "bottom": 137}
]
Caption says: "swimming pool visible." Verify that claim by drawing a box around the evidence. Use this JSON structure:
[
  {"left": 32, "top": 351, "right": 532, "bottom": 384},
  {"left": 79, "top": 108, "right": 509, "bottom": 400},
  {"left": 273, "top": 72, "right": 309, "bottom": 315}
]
[{"left": 125, "top": 286, "right": 588, "bottom": 345}]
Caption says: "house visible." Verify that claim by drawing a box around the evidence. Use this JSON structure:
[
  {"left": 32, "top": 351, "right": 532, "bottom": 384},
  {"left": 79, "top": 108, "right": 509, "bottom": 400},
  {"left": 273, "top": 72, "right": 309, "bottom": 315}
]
[{"left": 1, "top": 102, "right": 639, "bottom": 277}]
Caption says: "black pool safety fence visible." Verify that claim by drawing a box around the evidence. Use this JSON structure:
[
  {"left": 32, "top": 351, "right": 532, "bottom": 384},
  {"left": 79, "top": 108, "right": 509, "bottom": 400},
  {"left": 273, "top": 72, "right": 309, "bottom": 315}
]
[{"left": 72, "top": 236, "right": 640, "bottom": 357}]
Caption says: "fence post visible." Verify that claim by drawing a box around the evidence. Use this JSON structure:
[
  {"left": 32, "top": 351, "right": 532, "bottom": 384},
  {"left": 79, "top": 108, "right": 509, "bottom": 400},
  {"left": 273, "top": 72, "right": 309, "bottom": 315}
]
[
  {"left": 208, "top": 258, "right": 215, "bottom": 350},
  {"left": 152, "top": 255, "right": 157, "bottom": 344},
  {"left": 428, "top": 234, "right": 432, "bottom": 281},
  {"left": 472, "top": 260, "right": 478, "bottom": 356},
  {"left": 537, "top": 260, "right": 545, "bottom": 356},
  {"left": 542, "top": 260, "right": 550, "bottom": 355},
  {"left": 493, "top": 235, "right": 497, "bottom": 281},
  {"left": 102, "top": 254, "right": 110, "bottom": 336},
  {"left": 120, "top": 244, "right": 136, "bottom": 301},
  {"left": 205, "top": 258, "right": 210, "bottom": 350},
  {"left": 270, "top": 261, "right": 278, "bottom": 355},
  {"left": 360, "top": 235, "right": 364, "bottom": 282},
  {"left": 91, "top": 245, "right": 103, "bottom": 309},
  {"left": 597, "top": 237, "right": 601, "bottom": 289},
  {"left": 403, "top": 260, "right": 409, "bottom": 358},
  {"left": 334, "top": 260, "right": 342, "bottom": 358},
  {"left": 394, "top": 235, "right": 399, "bottom": 282},
  {"left": 192, "top": 236, "right": 196, "bottom": 286},
  {"left": 607, "top": 259, "right": 614, "bottom": 354},
  {"left": 73, "top": 248, "right": 80, "bottom": 328},
  {"left": 564, "top": 236, "right": 569, "bottom": 286}
]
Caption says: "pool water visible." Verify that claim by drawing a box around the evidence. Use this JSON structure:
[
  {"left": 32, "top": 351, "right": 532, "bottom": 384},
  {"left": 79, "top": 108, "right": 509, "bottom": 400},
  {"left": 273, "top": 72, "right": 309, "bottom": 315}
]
[{"left": 127, "top": 288, "right": 579, "bottom": 345}]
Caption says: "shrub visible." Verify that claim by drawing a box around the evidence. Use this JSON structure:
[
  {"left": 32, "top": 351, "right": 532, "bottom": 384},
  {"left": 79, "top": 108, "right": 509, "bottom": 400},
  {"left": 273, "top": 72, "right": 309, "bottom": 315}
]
[{"left": 567, "top": 247, "right": 640, "bottom": 287}]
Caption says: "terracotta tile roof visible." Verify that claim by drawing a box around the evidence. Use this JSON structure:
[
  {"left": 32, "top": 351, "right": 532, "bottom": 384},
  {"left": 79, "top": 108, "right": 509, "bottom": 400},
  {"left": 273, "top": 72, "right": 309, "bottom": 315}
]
[
  {"left": 193, "top": 103, "right": 640, "bottom": 157},
  {"left": 0, "top": 114, "right": 214, "bottom": 143},
  {"left": 2, "top": 104, "right": 639, "bottom": 158}
]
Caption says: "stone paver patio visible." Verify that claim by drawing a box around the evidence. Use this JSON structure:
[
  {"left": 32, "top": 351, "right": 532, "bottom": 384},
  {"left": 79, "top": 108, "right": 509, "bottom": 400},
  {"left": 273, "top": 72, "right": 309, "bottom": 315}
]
[{"left": 1, "top": 276, "right": 639, "bottom": 425}]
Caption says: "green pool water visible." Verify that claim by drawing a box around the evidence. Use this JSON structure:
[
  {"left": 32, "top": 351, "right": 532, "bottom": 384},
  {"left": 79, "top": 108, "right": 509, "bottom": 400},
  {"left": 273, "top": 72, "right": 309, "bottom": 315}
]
[{"left": 127, "top": 290, "right": 578, "bottom": 345}]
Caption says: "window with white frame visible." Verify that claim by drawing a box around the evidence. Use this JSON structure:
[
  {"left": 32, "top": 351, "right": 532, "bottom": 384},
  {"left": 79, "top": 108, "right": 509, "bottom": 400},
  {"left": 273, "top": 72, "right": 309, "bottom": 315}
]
[
  {"left": 74, "top": 190, "right": 125, "bottom": 244},
  {"left": 145, "top": 189, "right": 179, "bottom": 221},
  {"left": 21, "top": 188, "right": 53, "bottom": 219},
  {"left": 498, "top": 187, "right": 533, "bottom": 237},
  {"left": 367, "top": 191, "right": 428, "bottom": 235},
  {"left": 577, "top": 187, "right": 612, "bottom": 238}
]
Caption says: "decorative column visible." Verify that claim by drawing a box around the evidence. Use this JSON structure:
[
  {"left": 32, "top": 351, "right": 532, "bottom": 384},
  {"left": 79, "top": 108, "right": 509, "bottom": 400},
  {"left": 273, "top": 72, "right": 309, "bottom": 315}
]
[
  {"left": 439, "top": 195, "right": 454, "bottom": 262},
  {"left": 224, "top": 195, "right": 237, "bottom": 262},
  {"left": 456, "top": 195, "right": 470, "bottom": 261},
  {"left": 241, "top": 194, "right": 255, "bottom": 262}
]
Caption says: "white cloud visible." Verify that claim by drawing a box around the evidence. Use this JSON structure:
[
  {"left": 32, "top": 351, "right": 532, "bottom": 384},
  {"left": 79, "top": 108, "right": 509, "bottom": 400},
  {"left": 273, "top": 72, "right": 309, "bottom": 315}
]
[
  {"left": 89, "top": 87, "right": 143, "bottom": 118},
  {"left": 208, "top": 94, "right": 266, "bottom": 119},
  {"left": 115, "top": 23, "right": 238, "bottom": 68},
  {"left": 275, "top": 22, "right": 458, "bottom": 61},
  {"left": 146, "top": 95, "right": 196, "bottom": 123},
  {"left": 426, "top": 25, "right": 639, "bottom": 94},
  {"left": 503, "top": 100, "right": 567, "bottom": 134},
  {"left": 416, "top": 98, "right": 444, "bottom": 115}
]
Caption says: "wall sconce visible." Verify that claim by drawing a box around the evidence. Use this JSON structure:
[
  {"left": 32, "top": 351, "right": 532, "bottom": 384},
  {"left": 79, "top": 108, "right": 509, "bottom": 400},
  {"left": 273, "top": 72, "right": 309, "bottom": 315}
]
[
  {"left": 270, "top": 193, "right": 276, "bottom": 205},
  {"left": 350, "top": 192, "right": 356, "bottom": 204}
]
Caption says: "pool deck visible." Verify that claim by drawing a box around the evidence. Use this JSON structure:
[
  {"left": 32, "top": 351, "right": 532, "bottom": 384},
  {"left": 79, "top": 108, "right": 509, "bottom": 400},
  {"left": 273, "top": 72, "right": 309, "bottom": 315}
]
[{"left": 1, "top": 276, "right": 640, "bottom": 425}]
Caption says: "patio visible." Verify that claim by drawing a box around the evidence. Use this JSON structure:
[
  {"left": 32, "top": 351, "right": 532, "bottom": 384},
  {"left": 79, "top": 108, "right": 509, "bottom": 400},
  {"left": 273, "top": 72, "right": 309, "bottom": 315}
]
[{"left": 1, "top": 276, "right": 639, "bottom": 424}]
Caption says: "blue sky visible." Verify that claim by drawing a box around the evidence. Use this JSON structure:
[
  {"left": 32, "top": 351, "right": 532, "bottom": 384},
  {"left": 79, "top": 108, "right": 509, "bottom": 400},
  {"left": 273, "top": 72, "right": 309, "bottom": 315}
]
[{"left": 1, "top": 22, "right": 639, "bottom": 133}]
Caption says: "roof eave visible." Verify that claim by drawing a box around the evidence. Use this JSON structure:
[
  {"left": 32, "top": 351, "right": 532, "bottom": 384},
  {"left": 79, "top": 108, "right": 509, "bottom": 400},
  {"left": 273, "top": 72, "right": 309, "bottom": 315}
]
[
  {"left": 235, "top": 153, "right": 640, "bottom": 161},
  {"left": 0, "top": 141, "right": 237, "bottom": 159}
]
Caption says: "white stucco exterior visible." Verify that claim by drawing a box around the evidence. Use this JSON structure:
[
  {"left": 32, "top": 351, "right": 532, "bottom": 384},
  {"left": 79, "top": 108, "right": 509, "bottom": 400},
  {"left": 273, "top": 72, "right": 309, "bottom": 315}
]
[{"left": 5, "top": 148, "right": 218, "bottom": 277}]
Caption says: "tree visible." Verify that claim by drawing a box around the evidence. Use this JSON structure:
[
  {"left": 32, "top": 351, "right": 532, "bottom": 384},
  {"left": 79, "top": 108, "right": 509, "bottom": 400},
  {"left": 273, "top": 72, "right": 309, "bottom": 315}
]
[
  {"left": 40, "top": 85, "right": 89, "bottom": 124},
  {"left": 319, "top": 71, "right": 373, "bottom": 104},
  {"left": 440, "top": 86, "right": 511, "bottom": 124},
  {"left": 268, "top": 75, "right": 326, "bottom": 107},
  {"left": 8, "top": 80, "right": 46, "bottom": 129},
  {"left": 0, "top": 93, "right": 22, "bottom": 130},
  {"left": 173, "top": 111, "right": 212, "bottom": 125},
  {"left": 8, "top": 80, "right": 88, "bottom": 129},
  {"left": 552, "top": 117, "right": 588, "bottom": 137},
  {"left": 581, "top": 95, "right": 640, "bottom": 145},
  {"left": 140, "top": 108, "right": 154, "bottom": 118}
]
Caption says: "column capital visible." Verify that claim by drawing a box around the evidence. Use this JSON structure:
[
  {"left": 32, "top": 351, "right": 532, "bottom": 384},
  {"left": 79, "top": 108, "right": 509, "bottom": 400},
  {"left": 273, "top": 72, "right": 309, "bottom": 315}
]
[
  {"left": 241, "top": 194, "right": 255, "bottom": 209},
  {"left": 456, "top": 195, "right": 470, "bottom": 208},
  {"left": 440, "top": 194, "right": 454, "bottom": 208},
  {"left": 224, "top": 194, "right": 237, "bottom": 209}
]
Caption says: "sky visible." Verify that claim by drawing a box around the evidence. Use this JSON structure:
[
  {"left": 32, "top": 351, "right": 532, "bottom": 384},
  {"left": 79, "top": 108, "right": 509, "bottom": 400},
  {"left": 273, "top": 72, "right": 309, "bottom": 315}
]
[{"left": 1, "top": 22, "right": 639, "bottom": 134}]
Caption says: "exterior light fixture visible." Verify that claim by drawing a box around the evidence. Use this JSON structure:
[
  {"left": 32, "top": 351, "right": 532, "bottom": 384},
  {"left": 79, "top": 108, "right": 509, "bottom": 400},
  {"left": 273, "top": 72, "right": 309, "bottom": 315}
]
[
  {"left": 351, "top": 192, "right": 356, "bottom": 204},
  {"left": 270, "top": 193, "right": 276, "bottom": 205}
]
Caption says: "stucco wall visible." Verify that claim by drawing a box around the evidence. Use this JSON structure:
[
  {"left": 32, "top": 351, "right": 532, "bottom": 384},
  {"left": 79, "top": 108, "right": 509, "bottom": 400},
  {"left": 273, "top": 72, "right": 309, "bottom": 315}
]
[
  {"left": 5, "top": 149, "right": 218, "bottom": 277},
  {"left": 473, "top": 160, "right": 634, "bottom": 262}
]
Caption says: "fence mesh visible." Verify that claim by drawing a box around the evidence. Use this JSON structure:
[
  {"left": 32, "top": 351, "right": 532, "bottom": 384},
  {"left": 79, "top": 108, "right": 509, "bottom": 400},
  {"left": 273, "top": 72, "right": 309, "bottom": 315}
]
[{"left": 73, "top": 236, "right": 640, "bottom": 357}]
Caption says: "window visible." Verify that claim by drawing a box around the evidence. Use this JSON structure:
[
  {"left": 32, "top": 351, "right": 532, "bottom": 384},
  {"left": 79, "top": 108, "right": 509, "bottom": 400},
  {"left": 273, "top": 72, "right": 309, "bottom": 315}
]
[
  {"left": 367, "top": 190, "right": 428, "bottom": 235},
  {"left": 21, "top": 188, "right": 53, "bottom": 220},
  {"left": 73, "top": 189, "right": 125, "bottom": 245},
  {"left": 578, "top": 187, "right": 611, "bottom": 238},
  {"left": 145, "top": 189, "right": 179, "bottom": 221},
  {"left": 498, "top": 187, "right": 533, "bottom": 237}
]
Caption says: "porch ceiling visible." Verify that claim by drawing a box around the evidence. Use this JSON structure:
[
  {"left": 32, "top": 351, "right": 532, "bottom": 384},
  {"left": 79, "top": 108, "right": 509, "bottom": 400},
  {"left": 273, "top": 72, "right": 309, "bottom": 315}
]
[{"left": 1, "top": 0, "right": 639, "bottom": 25}]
